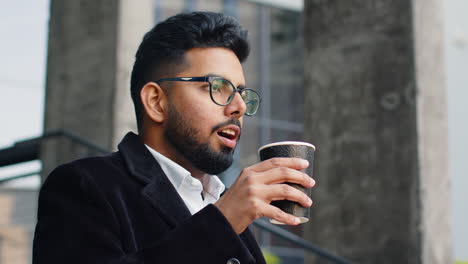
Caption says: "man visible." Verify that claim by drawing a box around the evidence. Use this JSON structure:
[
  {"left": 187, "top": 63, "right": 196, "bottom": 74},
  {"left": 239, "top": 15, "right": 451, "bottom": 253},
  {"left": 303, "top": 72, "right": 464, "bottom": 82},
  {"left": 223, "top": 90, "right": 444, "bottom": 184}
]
[{"left": 33, "top": 12, "right": 314, "bottom": 264}]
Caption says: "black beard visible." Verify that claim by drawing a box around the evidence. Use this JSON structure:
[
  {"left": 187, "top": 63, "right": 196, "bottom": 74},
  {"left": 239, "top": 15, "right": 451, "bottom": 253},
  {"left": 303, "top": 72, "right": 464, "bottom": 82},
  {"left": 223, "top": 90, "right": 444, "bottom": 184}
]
[{"left": 164, "top": 104, "right": 240, "bottom": 175}]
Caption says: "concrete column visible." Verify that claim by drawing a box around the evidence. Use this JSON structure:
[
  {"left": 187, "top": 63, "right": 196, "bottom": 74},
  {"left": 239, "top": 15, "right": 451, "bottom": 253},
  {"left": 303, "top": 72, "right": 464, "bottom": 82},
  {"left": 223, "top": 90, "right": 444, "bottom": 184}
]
[
  {"left": 302, "top": 1, "right": 452, "bottom": 263},
  {"left": 41, "top": 0, "right": 153, "bottom": 178}
]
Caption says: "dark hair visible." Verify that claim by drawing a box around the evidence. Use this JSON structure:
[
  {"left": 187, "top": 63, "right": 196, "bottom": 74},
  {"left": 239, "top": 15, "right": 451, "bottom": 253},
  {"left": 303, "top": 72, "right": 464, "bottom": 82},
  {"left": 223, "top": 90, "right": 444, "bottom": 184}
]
[{"left": 130, "top": 11, "right": 250, "bottom": 131}]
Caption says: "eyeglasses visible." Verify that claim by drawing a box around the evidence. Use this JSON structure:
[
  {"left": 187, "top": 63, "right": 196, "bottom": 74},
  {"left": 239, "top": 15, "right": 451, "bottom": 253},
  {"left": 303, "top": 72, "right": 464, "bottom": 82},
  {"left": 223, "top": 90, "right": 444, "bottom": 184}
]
[{"left": 155, "top": 76, "right": 261, "bottom": 116}]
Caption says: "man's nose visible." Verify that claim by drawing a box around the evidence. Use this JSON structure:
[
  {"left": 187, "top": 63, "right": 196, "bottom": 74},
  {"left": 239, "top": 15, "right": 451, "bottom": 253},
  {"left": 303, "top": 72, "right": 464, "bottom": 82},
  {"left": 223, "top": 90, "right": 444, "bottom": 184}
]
[{"left": 224, "top": 91, "right": 247, "bottom": 118}]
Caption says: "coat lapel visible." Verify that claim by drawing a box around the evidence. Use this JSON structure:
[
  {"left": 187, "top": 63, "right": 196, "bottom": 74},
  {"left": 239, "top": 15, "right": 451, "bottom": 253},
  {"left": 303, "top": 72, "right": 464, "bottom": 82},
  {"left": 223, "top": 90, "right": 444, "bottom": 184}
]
[
  {"left": 119, "top": 132, "right": 265, "bottom": 263},
  {"left": 141, "top": 174, "right": 192, "bottom": 228},
  {"left": 118, "top": 132, "right": 191, "bottom": 227}
]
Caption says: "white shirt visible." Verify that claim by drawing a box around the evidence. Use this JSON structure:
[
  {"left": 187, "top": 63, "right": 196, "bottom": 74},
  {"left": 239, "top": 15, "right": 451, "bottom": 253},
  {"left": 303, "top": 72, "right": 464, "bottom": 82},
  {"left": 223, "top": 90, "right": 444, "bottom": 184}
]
[{"left": 145, "top": 145, "right": 226, "bottom": 215}]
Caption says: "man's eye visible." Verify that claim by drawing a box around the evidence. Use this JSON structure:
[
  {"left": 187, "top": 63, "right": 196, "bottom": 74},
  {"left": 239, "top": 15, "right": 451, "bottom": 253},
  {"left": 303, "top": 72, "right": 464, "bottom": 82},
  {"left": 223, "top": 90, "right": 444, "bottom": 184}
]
[{"left": 212, "top": 84, "right": 221, "bottom": 93}]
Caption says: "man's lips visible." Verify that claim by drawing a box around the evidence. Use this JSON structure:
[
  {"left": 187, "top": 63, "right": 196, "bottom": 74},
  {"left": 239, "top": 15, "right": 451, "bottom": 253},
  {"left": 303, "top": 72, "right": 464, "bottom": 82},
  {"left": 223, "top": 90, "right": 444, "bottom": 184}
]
[{"left": 216, "top": 125, "right": 240, "bottom": 149}]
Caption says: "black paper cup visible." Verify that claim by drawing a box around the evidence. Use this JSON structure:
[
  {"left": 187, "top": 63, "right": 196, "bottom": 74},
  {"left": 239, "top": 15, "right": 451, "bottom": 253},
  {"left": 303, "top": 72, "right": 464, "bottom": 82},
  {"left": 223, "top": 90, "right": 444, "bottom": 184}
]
[{"left": 258, "top": 141, "right": 315, "bottom": 225}]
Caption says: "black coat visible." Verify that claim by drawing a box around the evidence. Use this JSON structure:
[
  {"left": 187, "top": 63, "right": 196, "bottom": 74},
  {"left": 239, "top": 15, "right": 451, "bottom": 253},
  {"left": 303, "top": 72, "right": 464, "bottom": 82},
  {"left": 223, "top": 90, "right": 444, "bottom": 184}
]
[{"left": 33, "top": 132, "right": 266, "bottom": 264}]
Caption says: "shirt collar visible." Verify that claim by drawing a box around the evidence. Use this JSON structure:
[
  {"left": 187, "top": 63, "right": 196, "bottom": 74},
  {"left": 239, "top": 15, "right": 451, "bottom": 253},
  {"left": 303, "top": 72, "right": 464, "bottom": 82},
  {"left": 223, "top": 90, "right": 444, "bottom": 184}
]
[
  {"left": 201, "top": 173, "right": 226, "bottom": 200},
  {"left": 144, "top": 145, "right": 225, "bottom": 200}
]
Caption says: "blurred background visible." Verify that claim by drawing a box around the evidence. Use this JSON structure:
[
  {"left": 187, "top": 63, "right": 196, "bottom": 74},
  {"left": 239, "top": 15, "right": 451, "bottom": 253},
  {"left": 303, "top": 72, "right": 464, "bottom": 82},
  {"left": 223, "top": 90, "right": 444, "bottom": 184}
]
[{"left": 0, "top": 0, "right": 466, "bottom": 263}]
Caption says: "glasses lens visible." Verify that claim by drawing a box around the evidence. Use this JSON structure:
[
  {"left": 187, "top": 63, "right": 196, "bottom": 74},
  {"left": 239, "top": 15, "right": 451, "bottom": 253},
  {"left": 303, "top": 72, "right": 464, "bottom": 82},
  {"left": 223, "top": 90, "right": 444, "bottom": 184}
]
[
  {"left": 241, "top": 90, "right": 260, "bottom": 115},
  {"left": 211, "top": 78, "right": 235, "bottom": 105}
]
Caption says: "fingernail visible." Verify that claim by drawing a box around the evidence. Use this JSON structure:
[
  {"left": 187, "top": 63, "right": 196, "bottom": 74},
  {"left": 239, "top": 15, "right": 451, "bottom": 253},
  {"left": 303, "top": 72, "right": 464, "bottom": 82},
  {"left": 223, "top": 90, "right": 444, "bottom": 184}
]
[
  {"left": 301, "top": 159, "right": 309, "bottom": 167},
  {"left": 308, "top": 198, "right": 313, "bottom": 206},
  {"left": 294, "top": 217, "right": 301, "bottom": 224}
]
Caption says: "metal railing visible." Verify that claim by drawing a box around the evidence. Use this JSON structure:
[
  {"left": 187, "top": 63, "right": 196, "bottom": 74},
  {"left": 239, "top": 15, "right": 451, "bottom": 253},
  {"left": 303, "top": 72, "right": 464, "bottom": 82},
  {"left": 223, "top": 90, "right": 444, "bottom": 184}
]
[
  {"left": 0, "top": 130, "right": 353, "bottom": 264},
  {"left": 0, "top": 129, "right": 108, "bottom": 169},
  {"left": 0, "top": 171, "right": 41, "bottom": 185}
]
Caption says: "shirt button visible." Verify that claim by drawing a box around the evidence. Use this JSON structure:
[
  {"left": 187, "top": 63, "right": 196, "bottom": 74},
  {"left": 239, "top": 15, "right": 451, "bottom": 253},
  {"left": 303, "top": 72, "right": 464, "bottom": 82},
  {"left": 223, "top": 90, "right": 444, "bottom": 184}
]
[{"left": 226, "top": 258, "right": 240, "bottom": 264}]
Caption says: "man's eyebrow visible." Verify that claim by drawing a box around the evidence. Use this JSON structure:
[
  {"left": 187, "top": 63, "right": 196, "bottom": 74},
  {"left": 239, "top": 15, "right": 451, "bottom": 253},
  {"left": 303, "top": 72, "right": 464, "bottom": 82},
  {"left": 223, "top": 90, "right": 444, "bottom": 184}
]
[
  {"left": 205, "top": 73, "right": 222, "bottom": 78},
  {"left": 205, "top": 73, "right": 246, "bottom": 89}
]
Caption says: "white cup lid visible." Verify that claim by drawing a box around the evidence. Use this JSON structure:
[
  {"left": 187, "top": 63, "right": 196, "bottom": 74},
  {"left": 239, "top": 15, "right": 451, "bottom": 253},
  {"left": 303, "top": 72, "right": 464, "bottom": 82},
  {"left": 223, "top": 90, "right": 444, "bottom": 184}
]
[{"left": 258, "top": 141, "right": 316, "bottom": 153}]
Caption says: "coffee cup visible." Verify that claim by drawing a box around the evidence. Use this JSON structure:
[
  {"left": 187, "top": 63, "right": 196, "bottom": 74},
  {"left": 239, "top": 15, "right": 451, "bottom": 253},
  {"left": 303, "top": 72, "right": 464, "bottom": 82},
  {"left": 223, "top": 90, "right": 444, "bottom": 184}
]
[{"left": 258, "top": 141, "right": 315, "bottom": 224}]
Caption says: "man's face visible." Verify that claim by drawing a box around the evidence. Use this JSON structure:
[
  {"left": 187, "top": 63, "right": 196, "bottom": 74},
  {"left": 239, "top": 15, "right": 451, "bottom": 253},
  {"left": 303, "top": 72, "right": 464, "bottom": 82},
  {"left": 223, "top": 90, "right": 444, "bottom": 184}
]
[{"left": 163, "top": 47, "right": 247, "bottom": 175}]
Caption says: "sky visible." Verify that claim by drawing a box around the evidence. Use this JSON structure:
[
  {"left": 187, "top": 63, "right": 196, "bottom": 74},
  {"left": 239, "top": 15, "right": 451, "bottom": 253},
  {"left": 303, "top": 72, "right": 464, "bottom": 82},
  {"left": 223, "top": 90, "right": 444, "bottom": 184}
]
[
  {"left": 0, "top": 0, "right": 48, "bottom": 187},
  {"left": 0, "top": 0, "right": 467, "bottom": 260},
  {"left": 0, "top": 0, "right": 47, "bottom": 143}
]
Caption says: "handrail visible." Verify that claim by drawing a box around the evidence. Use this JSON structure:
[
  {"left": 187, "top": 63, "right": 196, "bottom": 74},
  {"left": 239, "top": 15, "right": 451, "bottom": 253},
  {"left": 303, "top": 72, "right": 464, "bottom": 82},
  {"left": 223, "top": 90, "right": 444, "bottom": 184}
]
[
  {"left": 0, "top": 130, "right": 353, "bottom": 264},
  {"left": 0, "top": 129, "right": 108, "bottom": 167},
  {"left": 0, "top": 171, "right": 41, "bottom": 185},
  {"left": 40, "top": 130, "right": 109, "bottom": 154},
  {"left": 253, "top": 219, "right": 353, "bottom": 264}
]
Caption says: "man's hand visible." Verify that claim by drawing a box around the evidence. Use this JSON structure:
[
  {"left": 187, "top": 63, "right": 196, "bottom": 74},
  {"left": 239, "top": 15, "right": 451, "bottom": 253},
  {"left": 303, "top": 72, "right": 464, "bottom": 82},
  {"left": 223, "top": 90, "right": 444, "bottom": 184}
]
[{"left": 215, "top": 157, "right": 315, "bottom": 234}]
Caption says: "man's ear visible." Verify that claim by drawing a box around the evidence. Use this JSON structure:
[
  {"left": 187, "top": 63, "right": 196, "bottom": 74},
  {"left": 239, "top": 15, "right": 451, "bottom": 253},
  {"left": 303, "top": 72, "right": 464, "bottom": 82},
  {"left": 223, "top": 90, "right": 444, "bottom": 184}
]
[{"left": 140, "top": 82, "right": 167, "bottom": 123}]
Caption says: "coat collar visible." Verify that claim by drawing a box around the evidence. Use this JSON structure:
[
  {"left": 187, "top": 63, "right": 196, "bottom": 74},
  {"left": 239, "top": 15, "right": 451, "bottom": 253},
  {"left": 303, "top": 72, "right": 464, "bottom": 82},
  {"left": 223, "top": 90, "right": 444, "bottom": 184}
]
[
  {"left": 118, "top": 132, "right": 191, "bottom": 227},
  {"left": 118, "top": 132, "right": 265, "bottom": 263}
]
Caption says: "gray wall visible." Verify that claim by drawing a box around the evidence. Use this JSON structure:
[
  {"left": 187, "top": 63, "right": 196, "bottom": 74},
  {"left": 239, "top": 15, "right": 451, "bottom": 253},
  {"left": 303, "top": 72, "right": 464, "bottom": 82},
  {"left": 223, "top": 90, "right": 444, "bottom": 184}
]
[
  {"left": 0, "top": 189, "right": 38, "bottom": 264},
  {"left": 444, "top": 0, "right": 468, "bottom": 261},
  {"left": 302, "top": 0, "right": 451, "bottom": 263}
]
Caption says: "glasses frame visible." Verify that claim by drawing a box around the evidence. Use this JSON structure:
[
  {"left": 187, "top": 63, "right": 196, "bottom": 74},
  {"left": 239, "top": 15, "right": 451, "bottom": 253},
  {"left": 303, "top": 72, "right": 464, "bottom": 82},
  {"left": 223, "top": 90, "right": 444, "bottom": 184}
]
[{"left": 155, "top": 76, "right": 261, "bottom": 116}]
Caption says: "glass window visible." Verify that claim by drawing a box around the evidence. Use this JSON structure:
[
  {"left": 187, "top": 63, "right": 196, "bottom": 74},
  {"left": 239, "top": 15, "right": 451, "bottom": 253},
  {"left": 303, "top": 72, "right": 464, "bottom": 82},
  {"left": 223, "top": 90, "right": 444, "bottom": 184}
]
[
  {"left": 153, "top": 1, "right": 306, "bottom": 262},
  {"left": 152, "top": 0, "right": 305, "bottom": 190}
]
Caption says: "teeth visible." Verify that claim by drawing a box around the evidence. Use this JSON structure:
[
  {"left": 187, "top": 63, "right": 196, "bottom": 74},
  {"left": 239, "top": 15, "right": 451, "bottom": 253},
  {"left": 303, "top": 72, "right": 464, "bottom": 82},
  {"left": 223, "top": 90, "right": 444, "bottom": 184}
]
[{"left": 221, "top": 129, "right": 235, "bottom": 136}]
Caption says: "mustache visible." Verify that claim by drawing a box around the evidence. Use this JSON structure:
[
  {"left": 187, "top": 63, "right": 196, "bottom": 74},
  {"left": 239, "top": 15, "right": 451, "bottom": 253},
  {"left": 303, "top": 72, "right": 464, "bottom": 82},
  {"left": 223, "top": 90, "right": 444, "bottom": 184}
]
[{"left": 211, "top": 118, "right": 242, "bottom": 134}]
